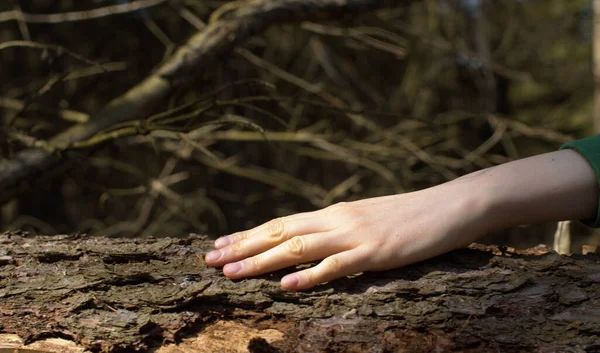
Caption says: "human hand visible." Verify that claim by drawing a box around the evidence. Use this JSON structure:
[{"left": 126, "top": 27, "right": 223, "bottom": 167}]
[
  {"left": 205, "top": 181, "right": 489, "bottom": 291},
  {"left": 204, "top": 149, "right": 599, "bottom": 291}
]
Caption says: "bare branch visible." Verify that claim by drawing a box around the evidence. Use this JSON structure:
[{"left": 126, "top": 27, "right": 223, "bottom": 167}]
[{"left": 0, "top": 0, "right": 395, "bottom": 204}]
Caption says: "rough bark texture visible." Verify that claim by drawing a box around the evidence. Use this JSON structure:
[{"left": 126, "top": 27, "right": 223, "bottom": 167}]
[{"left": 0, "top": 232, "right": 599, "bottom": 353}]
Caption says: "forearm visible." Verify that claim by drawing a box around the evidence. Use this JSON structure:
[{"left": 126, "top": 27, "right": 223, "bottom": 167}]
[
  {"left": 455, "top": 149, "right": 598, "bottom": 234},
  {"left": 206, "top": 145, "right": 599, "bottom": 291}
]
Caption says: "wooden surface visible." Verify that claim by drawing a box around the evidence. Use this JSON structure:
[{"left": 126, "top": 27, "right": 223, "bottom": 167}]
[{"left": 0, "top": 232, "right": 599, "bottom": 352}]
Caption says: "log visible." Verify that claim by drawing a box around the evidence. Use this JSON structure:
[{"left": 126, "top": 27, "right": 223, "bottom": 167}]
[{"left": 0, "top": 232, "right": 599, "bottom": 352}]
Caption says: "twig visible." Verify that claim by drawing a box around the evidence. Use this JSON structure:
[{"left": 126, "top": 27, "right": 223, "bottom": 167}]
[
  {"left": 93, "top": 158, "right": 187, "bottom": 237},
  {"left": 0, "top": 97, "right": 89, "bottom": 123},
  {"left": 0, "top": 41, "right": 106, "bottom": 68},
  {"left": 495, "top": 115, "right": 573, "bottom": 144},
  {"left": 63, "top": 62, "right": 128, "bottom": 81},
  {"left": 177, "top": 6, "right": 206, "bottom": 30},
  {"left": 13, "top": 3, "right": 31, "bottom": 41},
  {"left": 2, "top": 128, "right": 55, "bottom": 152},
  {"left": 236, "top": 48, "right": 323, "bottom": 94},
  {"left": 462, "top": 116, "right": 507, "bottom": 166},
  {"left": 323, "top": 173, "right": 363, "bottom": 205},
  {"left": 143, "top": 18, "right": 175, "bottom": 61},
  {"left": 301, "top": 22, "right": 406, "bottom": 57},
  {"left": 0, "top": 0, "right": 168, "bottom": 24},
  {"left": 195, "top": 152, "right": 328, "bottom": 207},
  {"left": 206, "top": 130, "right": 328, "bottom": 142}
]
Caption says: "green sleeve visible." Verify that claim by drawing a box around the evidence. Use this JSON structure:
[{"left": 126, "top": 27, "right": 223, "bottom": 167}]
[{"left": 559, "top": 134, "right": 600, "bottom": 227}]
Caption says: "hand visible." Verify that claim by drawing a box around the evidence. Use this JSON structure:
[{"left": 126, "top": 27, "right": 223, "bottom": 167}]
[
  {"left": 205, "top": 181, "right": 489, "bottom": 291},
  {"left": 205, "top": 149, "right": 599, "bottom": 291}
]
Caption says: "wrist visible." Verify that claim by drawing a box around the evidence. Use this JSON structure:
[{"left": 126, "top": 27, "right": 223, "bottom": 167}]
[
  {"left": 450, "top": 150, "right": 598, "bottom": 234},
  {"left": 445, "top": 166, "right": 531, "bottom": 238},
  {"left": 426, "top": 176, "right": 497, "bottom": 248},
  {"left": 453, "top": 170, "right": 507, "bottom": 237}
]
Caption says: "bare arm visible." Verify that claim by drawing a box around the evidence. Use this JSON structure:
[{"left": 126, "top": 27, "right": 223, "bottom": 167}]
[
  {"left": 461, "top": 149, "right": 597, "bottom": 230},
  {"left": 205, "top": 149, "right": 598, "bottom": 291}
]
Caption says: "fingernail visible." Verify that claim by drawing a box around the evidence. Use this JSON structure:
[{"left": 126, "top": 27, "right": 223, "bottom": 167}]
[
  {"left": 215, "top": 236, "right": 231, "bottom": 248},
  {"left": 281, "top": 275, "right": 299, "bottom": 289},
  {"left": 205, "top": 250, "right": 221, "bottom": 262},
  {"left": 224, "top": 262, "right": 242, "bottom": 275}
]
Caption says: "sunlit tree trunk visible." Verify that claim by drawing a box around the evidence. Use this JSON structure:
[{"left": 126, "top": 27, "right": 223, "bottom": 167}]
[{"left": 553, "top": 220, "right": 571, "bottom": 254}]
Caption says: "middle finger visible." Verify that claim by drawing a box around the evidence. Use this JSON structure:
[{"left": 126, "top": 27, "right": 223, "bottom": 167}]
[{"left": 206, "top": 214, "right": 332, "bottom": 266}]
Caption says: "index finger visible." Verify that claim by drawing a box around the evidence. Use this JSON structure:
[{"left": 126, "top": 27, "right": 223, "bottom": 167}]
[{"left": 206, "top": 212, "right": 334, "bottom": 267}]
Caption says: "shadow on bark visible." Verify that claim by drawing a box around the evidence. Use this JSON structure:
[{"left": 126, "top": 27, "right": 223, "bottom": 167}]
[{"left": 0, "top": 232, "right": 598, "bottom": 352}]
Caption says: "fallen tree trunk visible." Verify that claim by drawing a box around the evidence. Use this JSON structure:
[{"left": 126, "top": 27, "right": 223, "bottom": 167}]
[{"left": 0, "top": 232, "right": 599, "bottom": 352}]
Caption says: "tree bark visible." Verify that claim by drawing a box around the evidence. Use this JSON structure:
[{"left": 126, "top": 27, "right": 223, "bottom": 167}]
[{"left": 0, "top": 233, "right": 599, "bottom": 352}]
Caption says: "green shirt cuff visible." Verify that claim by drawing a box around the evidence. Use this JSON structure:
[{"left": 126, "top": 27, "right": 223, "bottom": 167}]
[{"left": 559, "top": 134, "right": 600, "bottom": 228}]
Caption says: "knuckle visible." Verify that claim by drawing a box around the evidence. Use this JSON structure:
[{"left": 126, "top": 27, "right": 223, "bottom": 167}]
[
  {"left": 324, "top": 202, "right": 361, "bottom": 222},
  {"left": 324, "top": 202, "right": 347, "bottom": 216},
  {"left": 234, "top": 231, "right": 249, "bottom": 241},
  {"left": 229, "top": 240, "right": 243, "bottom": 253},
  {"left": 303, "top": 269, "right": 317, "bottom": 285},
  {"left": 250, "top": 256, "right": 262, "bottom": 270},
  {"left": 323, "top": 256, "right": 345, "bottom": 273},
  {"left": 285, "top": 237, "right": 304, "bottom": 257},
  {"left": 265, "top": 218, "right": 286, "bottom": 240}
]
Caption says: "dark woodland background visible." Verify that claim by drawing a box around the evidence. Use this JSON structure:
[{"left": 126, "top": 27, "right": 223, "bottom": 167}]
[{"left": 0, "top": 0, "right": 597, "bottom": 251}]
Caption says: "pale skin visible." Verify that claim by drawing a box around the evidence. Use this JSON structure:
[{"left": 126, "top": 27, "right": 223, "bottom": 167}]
[{"left": 205, "top": 149, "right": 598, "bottom": 291}]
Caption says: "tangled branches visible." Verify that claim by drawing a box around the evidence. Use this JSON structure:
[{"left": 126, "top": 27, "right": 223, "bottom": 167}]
[{"left": 0, "top": 0, "right": 589, "bottom": 245}]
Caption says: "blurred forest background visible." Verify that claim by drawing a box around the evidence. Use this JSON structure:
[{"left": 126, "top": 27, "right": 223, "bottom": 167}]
[{"left": 0, "top": 0, "right": 598, "bottom": 252}]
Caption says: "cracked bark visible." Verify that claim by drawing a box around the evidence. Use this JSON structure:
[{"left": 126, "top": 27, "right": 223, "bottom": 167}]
[{"left": 0, "top": 233, "right": 599, "bottom": 352}]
